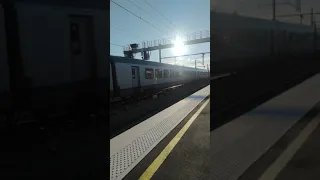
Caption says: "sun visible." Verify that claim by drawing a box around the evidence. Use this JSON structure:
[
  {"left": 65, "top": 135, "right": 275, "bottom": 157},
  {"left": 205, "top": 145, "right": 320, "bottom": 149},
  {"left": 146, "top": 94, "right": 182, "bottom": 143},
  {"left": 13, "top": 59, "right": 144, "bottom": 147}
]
[{"left": 172, "top": 37, "right": 185, "bottom": 56}]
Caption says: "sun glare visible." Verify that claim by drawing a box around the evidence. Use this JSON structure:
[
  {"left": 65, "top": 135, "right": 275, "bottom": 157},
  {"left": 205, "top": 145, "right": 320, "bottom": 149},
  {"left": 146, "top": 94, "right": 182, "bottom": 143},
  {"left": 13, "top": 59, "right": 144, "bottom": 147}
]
[{"left": 172, "top": 37, "right": 185, "bottom": 56}]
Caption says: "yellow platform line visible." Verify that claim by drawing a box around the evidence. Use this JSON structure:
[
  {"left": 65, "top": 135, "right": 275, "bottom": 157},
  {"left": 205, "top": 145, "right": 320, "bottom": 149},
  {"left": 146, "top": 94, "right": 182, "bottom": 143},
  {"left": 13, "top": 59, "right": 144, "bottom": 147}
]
[{"left": 139, "top": 98, "right": 210, "bottom": 180}]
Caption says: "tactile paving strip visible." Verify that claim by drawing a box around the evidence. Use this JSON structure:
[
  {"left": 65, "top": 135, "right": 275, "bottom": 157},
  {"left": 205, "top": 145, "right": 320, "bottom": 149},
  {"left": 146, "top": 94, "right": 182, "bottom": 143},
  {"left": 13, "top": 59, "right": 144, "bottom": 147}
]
[{"left": 110, "top": 85, "right": 210, "bottom": 180}]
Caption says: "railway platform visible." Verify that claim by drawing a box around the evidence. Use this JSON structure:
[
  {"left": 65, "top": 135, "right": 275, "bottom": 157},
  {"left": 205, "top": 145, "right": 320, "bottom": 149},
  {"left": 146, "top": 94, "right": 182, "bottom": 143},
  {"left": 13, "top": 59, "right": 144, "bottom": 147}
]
[
  {"left": 211, "top": 73, "right": 320, "bottom": 180},
  {"left": 110, "top": 73, "right": 320, "bottom": 180},
  {"left": 110, "top": 85, "right": 210, "bottom": 180}
]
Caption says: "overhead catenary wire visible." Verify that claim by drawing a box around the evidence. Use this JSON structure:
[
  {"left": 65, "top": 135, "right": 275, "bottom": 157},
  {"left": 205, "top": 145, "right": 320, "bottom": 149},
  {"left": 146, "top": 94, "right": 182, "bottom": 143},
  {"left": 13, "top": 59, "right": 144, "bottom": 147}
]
[
  {"left": 142, "top": 0, "right": 177, "bottom": 29},
  {"left": 110, "top": 0, "right": 167, "bottom": 35},
  {"left": 125, "top": 0, "right": 171, "bottom": 33},
  {"left": 110, "top": 42, "right": 124, "bottom": 48},
  {"left": 163, "top": 55, "right": 210, "bottom": 67},
  {"left": 111, "top": 25, "right": 144, "bottom": 42}
]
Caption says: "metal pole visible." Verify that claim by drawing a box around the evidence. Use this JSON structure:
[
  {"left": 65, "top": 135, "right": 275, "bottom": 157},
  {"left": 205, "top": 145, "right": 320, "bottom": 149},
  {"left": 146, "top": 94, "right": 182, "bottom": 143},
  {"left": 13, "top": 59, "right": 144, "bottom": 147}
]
[
  {"left": 271, "top": 0, "right": 276, "bottom": 56},
  {"left": 202, "top": 53, "right": 204, "bottom": 65},
  {"left": 159, "top": 49, "right": 161, "bottom": 63},
  {"left": 272, "top": 0, "right": 276, "bottom": 20},
  {"left": 311, "top": 8, "right": 314, "bottom": 26},
  {"left": 313, "top": 17, "right": 318, "bottom": 52}
]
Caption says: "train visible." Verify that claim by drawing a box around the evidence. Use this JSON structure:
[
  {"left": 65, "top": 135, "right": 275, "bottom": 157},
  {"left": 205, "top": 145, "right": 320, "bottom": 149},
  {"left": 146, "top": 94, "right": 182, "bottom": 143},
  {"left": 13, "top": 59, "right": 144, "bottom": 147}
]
[
  {"left": 0, "top": 1, "right": 208, "bottom": 125},
  {"left": 110, "top": 56, "right": 210, "bottom": 99},
  {"left": 211, "top": 11, "right": 319, "bottom": 74}
]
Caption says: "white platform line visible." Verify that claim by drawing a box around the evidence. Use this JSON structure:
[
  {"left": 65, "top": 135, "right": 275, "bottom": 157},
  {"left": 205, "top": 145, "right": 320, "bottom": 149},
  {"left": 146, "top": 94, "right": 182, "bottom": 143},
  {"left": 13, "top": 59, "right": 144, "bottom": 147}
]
[{"left": 258, "top": 113, "right": 320, "bottom": 180}]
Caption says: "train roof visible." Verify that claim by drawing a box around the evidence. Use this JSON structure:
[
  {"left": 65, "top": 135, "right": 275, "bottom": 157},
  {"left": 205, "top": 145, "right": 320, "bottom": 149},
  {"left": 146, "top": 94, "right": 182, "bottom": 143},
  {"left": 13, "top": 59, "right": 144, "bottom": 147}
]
[
  {"left": 110, "top": 56, "right": 207, "bottom": 71},
  {"left": 211, "top": 11, "right": 313, "bottom": 33}
]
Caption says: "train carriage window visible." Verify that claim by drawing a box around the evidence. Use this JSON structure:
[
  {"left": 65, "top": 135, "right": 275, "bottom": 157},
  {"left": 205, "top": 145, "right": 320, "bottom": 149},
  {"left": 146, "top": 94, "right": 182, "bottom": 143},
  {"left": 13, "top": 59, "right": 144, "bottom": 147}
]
[
  {"left": 170, "top": 70, "right": 174, "bottom": 78},
  {"left": 175, "top": 71, "right": 179, "bottom": 77},
  {"left": 155, "top": 69, "right": 159, "bottom": 78},
  {"left": 158, "top": 69, "right": 163, "bottom": 78},
  {"left": 145, "top": 68, "right": 154, "bottom": 79},
  {"left": 155, "top": 69, "right": 163, "bottom": 78},
  {"left": 164, "top": 69, "right": 169, "bottom": 78}
]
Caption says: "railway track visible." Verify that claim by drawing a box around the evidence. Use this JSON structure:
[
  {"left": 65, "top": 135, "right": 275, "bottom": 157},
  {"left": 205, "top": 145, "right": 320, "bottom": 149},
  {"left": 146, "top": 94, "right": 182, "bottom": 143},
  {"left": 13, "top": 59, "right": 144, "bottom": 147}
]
[{"left": 109, "top": 80, "right": 210, "bottom": 138}]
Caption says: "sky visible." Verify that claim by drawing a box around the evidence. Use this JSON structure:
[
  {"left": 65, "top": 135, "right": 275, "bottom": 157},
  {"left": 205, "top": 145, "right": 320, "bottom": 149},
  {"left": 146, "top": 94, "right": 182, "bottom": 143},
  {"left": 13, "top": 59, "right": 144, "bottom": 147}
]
[
  {"left": 212, "top": 0, "right": 320, "bottom": 25},
  {"left": 110, "top": 0, "right": 210, "bottom": 69}
]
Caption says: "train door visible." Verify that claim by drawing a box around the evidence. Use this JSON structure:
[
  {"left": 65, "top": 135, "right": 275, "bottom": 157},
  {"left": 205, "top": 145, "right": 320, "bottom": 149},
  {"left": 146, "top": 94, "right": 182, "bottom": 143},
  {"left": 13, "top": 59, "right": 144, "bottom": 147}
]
[
  {"left": 131, "top": 66, "right": 140, "bottom": 87},
  {"left": 69, "top": 15, "right": 96, "bottom": 82}
]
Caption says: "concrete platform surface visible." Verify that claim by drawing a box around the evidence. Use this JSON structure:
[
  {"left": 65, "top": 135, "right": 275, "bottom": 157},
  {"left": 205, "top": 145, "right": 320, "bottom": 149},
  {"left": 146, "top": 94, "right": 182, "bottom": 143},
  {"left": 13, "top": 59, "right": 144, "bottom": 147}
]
[
  {"left": 275, "top": 115, "right": 320, "bottom": 180},
  {"left": 110, "top": 85, "right": 210, "bottom": 180},
  {"left": 210, "top": 73, "right": 320, "bottom": 180},
  {"left": 123, "top": 101, "right": 210, "bottom": 180}
]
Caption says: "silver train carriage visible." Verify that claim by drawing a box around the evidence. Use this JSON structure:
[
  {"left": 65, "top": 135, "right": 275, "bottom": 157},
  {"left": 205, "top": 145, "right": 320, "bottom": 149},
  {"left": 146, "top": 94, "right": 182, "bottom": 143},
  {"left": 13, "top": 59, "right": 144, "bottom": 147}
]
[{"left": 109, "top": 56, "right": 209, "bottom": 98}]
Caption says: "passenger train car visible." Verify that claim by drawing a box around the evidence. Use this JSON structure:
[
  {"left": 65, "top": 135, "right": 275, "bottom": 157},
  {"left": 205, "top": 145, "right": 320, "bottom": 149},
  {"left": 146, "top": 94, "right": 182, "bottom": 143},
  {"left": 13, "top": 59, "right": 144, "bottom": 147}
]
[
  {"left": 211, "top": 11, "right": 319, "bottom": 74},
  {"left": 110, "top": 56, "right": 209, "bottom": 98}
]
